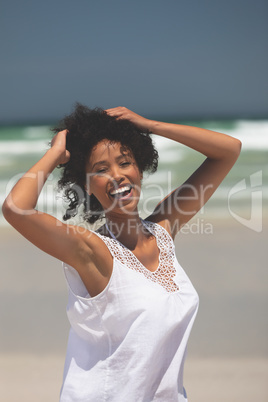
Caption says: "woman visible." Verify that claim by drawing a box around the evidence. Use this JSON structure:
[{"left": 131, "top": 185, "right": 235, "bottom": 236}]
[{"left": 2, "top": 104, "right": 241, "bottom": 401}]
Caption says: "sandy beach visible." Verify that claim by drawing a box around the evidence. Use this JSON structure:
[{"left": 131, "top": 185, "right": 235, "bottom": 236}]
[
  {"left": 0, "top": 354, "right": 267, "bottom": 402},
  {"left": 1, "top": 216, "right": 267, "bottom": 401}
]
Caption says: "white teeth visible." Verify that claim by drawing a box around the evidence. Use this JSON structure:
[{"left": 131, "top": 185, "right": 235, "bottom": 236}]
[{"left": 110, "top": 185, "right": 131, "bottom": 196}]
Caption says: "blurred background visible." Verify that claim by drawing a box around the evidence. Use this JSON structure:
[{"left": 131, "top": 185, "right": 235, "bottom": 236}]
[{"left": 0, "top": 1, "right": 267, "bottom": 401}]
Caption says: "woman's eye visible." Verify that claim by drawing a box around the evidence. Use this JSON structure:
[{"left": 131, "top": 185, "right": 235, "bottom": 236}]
[
  {"left": 96, "top": 168, "right": 107, "bottom": 174},
  {"left": 121, "top": 162, "right": 131, "bottom": 167}
]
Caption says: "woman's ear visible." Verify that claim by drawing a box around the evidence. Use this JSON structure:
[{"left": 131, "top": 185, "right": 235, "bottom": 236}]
[
  {"left": 84, "top": 173, "right": 92, "bottom": 195},
  {"left": 84, "top": 185, "right": 92, "bottom": 196}
]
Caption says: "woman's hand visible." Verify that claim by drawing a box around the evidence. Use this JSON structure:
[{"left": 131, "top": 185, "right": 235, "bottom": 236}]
[
  {"left": 105, "top": 107, "right": 153, "bottom": 132},
  {"left": 51, "top": 129, "right": 71, "bottom": 165}
]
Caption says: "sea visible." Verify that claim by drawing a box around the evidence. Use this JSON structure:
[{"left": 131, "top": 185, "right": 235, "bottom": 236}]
[{"left": 0, "top": 119, "right": 267, "bottom": 229}]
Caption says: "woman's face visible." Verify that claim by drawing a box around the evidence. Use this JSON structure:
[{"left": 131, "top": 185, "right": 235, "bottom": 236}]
[{"left": 86, "top": 140, "right": 142, "bottom": 218}]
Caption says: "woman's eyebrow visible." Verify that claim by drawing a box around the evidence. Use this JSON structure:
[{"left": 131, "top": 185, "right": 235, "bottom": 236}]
[
  {"left": 117, "top": 152, "right": 133, "bottom": 160},
  {"left": 92, "top": 160, "right": 108, "bottom": 169},
  {"left": 91, "top": 153, "right": 133, "bottom": 169}
]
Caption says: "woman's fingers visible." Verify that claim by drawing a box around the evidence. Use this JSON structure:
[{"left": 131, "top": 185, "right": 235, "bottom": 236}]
[
  {"left": 51, "top": 129, "right": 68, "bottom": 147},
  {"left": 51, "top": 130, "right": 70, "bottom": 164},
  {"left": 105, "top": 107, "right": 128, "bottom": 119},
  {"left": 105, "top": 107, "right": 152, "bottom": 132}
]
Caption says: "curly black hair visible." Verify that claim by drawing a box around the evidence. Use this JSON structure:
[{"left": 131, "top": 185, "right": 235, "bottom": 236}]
[{"left": 52, "top": 103, "right": 159, "bottom": 224}]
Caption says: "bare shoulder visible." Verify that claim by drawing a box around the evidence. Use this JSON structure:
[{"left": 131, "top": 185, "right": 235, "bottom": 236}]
[
  {"left": 69, "top": 226, "right": 114, "bottom": 297},
  {"left": 145, "top": 215, "right": 173, "bottom": 238}
]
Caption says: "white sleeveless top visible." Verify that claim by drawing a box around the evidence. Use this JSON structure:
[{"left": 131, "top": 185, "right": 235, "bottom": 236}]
[{"left": 60, "top": 220, "right": 199, "bottom": 402}]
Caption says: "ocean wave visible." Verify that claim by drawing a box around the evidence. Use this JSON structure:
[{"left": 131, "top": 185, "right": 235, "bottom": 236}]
[{"left": 1, "top": 120, "right": 267, "bottom": 227}]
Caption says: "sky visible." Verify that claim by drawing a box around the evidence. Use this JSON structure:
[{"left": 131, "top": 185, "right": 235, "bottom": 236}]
[{"left": 1, "top": 0, "right": 268, "bottom": 123}]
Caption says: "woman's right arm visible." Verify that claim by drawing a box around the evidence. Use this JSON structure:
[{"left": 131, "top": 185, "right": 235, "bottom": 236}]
[
  {"left": 2, "top": 130, "right": 113, "bottom": 296},
  {"left": 2, "top": 130, "right": 90, "bottom": 267}
]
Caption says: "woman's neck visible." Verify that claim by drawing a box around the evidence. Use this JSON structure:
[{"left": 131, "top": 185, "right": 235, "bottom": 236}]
[{"left": 105, "top": 214, "right": 147, "bottom": 250}]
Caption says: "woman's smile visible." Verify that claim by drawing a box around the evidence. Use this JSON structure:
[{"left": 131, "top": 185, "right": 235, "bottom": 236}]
[{"left": 109, "top": 183, "right": 133, "bottom": 199}]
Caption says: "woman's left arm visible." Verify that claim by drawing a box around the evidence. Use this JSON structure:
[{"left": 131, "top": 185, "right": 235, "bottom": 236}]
[{"left": 105, "top": 107, "right": 242, "bottom": 237}]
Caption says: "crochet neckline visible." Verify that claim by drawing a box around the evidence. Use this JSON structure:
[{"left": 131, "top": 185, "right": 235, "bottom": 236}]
[
  {"left": 98, "top": 220, "right": 179, "bottom": 293},
  {"left": 105, "top": 219, "right": 160, "bottom": 273}
]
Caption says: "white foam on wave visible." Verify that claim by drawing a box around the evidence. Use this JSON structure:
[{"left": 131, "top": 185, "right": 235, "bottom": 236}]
[
  {"left": 206, "top": 120, "right": 268, "bottom": 150},
  {"left": 156, "top": 120, "right": 268, "bottom": 149},
  {"left": 23, "top": 126, "right": 51, "bottom": 139},
  {"left": 0, "top": 140, "right": 49, "bottom": 156}
]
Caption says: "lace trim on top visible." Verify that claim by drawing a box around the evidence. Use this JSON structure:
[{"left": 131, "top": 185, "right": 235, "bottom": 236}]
[{"left": 98, "top": 220, "right": 179, "bottom": 293}]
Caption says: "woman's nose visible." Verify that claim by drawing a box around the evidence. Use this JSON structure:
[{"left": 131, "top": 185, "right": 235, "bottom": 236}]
[{"left": 110, "top": 165, "right": 124, "bottom": 183}]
